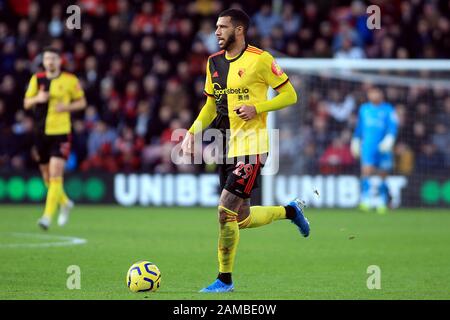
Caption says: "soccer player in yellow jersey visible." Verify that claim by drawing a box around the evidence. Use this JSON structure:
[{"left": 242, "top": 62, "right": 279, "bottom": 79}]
[
  {"left": 24, "top": 47, "right": 86, "bottom": 230},
  {"left": 181, "top": 9, "right": 310, "bottom": 293}
]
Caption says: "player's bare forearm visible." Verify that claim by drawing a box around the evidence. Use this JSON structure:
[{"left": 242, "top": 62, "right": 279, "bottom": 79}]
[
  {"left": 56, "top": 98, "right": 87, "bottom": 113},
  {"left": 24, "top": 88, "right": 50, "bottom": 109},
  {"left": 23, "top": 97, "right": 37, "bottom": 110},
  {"left": 254, "top": 81, "right": 297, "bottom": 114},
  {"left": 69, "top": 97, "right": 87, "bottom": 111}
]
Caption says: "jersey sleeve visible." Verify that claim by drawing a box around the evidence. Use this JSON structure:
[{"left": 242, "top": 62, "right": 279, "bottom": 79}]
[
  {"left": 70, "top": 76, "right": 85, "bottom": 100},
  {"left": 188, "top": 96, "right": 217, "bottom": 134},
  {"left": 24, "top": 75, "right": 38, "bottom": 98},
  {"left": 353, "top": 104, "right": 364, "bottom": 139},
  {"left": 259, "top": 51, "right": 289, "bottom": 90},
  {"left": 254, "top": 80, "right": 297, "bottom": 114},
  {"left": 386, "top": 105, "right": 399, "bottom": 137},
  {"left": 203, "top": 59, "right": 214, "bottom": 98}
]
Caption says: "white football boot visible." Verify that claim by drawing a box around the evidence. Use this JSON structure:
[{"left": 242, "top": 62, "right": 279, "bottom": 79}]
[
  {"left": 57, "top": 200, "right": 74, "bottom": 227},
  {"left": 38, "top": 216, "right": 51, "bottom": 231}
]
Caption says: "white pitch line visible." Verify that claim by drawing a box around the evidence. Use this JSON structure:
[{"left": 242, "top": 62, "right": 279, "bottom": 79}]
[{"left": 0, "top": 232, "right": 87, "bottom": 248}]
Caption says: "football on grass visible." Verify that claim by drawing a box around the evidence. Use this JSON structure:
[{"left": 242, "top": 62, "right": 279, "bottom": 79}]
[{"left": 126, "top": 261, "right": 161, "bottom": 292}]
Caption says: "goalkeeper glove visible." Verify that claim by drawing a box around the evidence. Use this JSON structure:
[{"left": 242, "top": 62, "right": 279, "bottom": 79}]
[
  {"left": 379, "top": 134, "right": 395, "bottom": 152},
  {"left": 350, "top": 138, "right": 360, "bottom": 158}
]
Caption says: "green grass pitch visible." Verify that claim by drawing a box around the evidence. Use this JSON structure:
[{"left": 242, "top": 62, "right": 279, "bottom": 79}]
[{"left": 0, "top": 205, "right": 449, "bottom": 300}]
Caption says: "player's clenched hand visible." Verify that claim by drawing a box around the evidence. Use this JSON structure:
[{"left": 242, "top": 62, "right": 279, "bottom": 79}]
[
  {"left": 35, "top": 88, "right": 49, "bottom": 104},
  {"left": 234, "top": 105, "right": 257, "bottom": 121},
  {"left": 55, "top": 103, "right": 69, "bottom": 113},
  {"left": 181, "top": 132, "right": 194, "bottom": 155}
]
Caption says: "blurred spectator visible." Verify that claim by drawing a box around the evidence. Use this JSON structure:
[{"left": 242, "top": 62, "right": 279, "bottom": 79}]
[
  {"left": 103, "top": 97, "right": 122, "bottom": 128},
  {"left": 270, "top": 25, "right": 286, "bottom": 52},
  {"left": 131, "top": 2, "right": 157, "bottom": 34},
  {"left": 333, "top": 21, "right": 362, "bottom": 52},
  {"left": 84, "top": 105, "right": 100, "bottom": 131},
  {"left": 115, "top": 126, "right": 145, "bottom": 172},
  {"left": 188, "top": 41, "right": 209, "bottom": 77},
  {"left": 379, "top": 36, "right": 396, "bottom": 59},
  {"left": 311, "top": 117, "right": 332, "bottom": 158},
  {"left": 319, "top": 135, "right": 354, "bottom": 174},
  {"left": 195, "top": 20, "right": 219, "bottom": 54},
  {"left": 81, "top": 121, "right": 118, "bottom": 172},
  {"left": 416, "top": 142, "right": 445, "bottom": 173},
  {"left": 1, "top": 40, "right": 17, "bottom": 73},
  {"left": 0, "top": 0, "right": 449, "bottom": 174},
  {"left": 281, "top": 3, "right": 301, "bottom": 38},
  {"left": 48, "top": 4, "right": 64, "bottom": 38},
  {"left": 301, "top": 2, "right": 320, "bottom": 42},
  {"left": 86, "top": 121, "right": 117, "bottom": 158},
  {"left": 410, "top": 121, "right": 429, "bottom": 154},
  {"left": 431, "top": 123, "right": 450, "bottom": 168},
  {"left": 311, "top": 38, "right": 332, "bottom": 58},
  {"left": 395, "top": 104, "right": 409, "bottom": 144},
  {"left": 437, "top": 97, "right": 450, "bottom": 128},
  {"left": 71, "top": 120, "right": 88, "bottom": 168},
  {"left": 122, "top": 80, "right": 140, "bottom": 125},
  {"left": 0, "top": 75, "right": 21, "bottom": 117},
  {"left": 351, "top": 0, "right": 373, "bottom": 45},
  {"left": 394, "top": 142, "right": 414, "bottom": 175},
  {"left": 416, "top": 103, "right": 433, "bottom": 130},
  {"left": 325, "top": 91, "right": 355, "bottom": 131},
  {"left": 334, "top": 37, "right": 365, "bottom": 59},
  {"left": 9, "top": 110, "right": 33, "bottom": 170},
  {"left": 135, "top": 100, "right": 152, "bottom": 138},
  {"left": 161, "top": 78, "right": 189, "bottom": 113},
  {"left": 253, "top": 3, "right": 282, "bottom": 38}
]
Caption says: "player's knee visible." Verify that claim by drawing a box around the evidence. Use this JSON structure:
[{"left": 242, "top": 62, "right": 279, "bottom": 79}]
[
  {"left": 237, "top": 206, "right": 250, "bottom": 223},
  {"left": 218, "top": 206, "right": 237, "bottom": 224}
]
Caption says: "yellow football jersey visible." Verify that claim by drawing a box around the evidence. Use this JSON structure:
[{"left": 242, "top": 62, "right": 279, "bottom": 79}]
[
  {"left": 25, "top": 71, "right": 85, "bottom": 135},
  {"left": 204, "top": 44, "right": 289, "bottom": 157}
]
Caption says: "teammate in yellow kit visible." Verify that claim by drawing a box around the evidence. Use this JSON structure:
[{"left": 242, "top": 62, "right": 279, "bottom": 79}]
[
  {"left": 181, "top": 9, "right": 310, "bottom": 292},
  {"left": 24, "top": 47, "right": 86, "bottom": 230}
]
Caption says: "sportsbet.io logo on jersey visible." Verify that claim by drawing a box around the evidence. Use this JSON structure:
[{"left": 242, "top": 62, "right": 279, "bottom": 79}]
[{"left": 213, "top": 83, "right": 250, "bottom": 102}]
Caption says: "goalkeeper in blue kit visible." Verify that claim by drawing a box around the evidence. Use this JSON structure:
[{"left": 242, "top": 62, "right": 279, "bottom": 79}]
[{"left": 351, "top": 88, "right": 398, "bottom": 213}]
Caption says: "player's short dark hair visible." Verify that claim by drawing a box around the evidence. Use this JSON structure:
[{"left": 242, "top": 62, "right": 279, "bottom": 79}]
[
  {"left": 218, "top": 8, "right": 250, "bottom": 35},
  {"left": 42, "top": 46, "right": 61, "bottom": 56}
]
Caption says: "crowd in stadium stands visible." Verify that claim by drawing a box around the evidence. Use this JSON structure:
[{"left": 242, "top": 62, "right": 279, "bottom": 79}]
[
  {"left": 0, "top": 0, "right": 449, "bottom": 175},
  {"left": 279, "top": 80, "right": 450, "bottom": 175}
]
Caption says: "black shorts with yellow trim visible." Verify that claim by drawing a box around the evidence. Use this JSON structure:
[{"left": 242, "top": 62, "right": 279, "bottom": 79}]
[
  {"left": 219, "top": 153, "right": 267, "bottom": 199},
  {"left": 33, "top": 134, "right": 71, "bottom": 164}
]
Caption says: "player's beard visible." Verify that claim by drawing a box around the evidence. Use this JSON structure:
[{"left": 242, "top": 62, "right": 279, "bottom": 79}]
[
  {"left": 221, "top": 33, "right": 236, "bottom": 50},
  {"left": 45, "top": 65, "right": 60, "bottom": 77}
]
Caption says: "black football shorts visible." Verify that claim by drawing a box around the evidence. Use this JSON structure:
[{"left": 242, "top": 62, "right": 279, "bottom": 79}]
[
  {"left": 219, "top": 153, "right": 267, "bottom": 199},
  {"left": 34, "top": 134, "right": 71, "bottom": 164}
]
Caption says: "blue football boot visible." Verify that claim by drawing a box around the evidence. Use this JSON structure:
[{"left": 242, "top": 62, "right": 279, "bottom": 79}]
[
  {"left": 199, "top": 279, "right": 234, "bottom": 293},
  {"left": 287, "top": 198, "right": 310, "bottom": 237}
]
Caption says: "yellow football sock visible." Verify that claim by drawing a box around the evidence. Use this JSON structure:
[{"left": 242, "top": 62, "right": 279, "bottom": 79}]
[
  {"left": 43, "top": 177, "right": 63, "bottom": 220},
  {"left": 238, "top": 206, "right": 286, "bottom": 229},
  {"left": 44, "top": 179, "right": 69, "bottom": 206},
  {"left": 218, "top": 206, "right": 240, "bottom": 273},
  {"left": 60, "top": 189, "right": 70, "bottom": 206}
]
